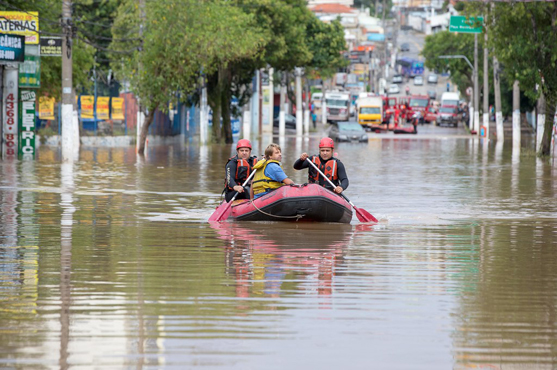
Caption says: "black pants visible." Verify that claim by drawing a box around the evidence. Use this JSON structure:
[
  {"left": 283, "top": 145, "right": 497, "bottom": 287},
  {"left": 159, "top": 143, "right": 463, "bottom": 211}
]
[{"left": 225, "top": 188, "right": 250, "bottom": 202}]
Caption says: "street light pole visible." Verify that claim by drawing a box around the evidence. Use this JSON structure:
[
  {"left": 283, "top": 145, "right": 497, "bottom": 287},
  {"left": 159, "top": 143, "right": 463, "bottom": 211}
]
[{"left": 438, "top": 54, "right": 477, "bottom": 133}]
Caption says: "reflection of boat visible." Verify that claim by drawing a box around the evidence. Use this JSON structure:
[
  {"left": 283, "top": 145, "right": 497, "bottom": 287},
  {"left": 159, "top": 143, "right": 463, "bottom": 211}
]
[
  {"left": 226, "top": 184, "right": 353, "bottom": 223},
  {"left": 211, "top": 222, "right": 355, "bottom": 298}
]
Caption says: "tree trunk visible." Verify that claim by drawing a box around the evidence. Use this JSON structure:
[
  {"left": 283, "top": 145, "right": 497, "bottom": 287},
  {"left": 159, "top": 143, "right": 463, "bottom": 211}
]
[
  {"left": 539, "top": 97, "right": 554, "bottom": 157},
  {"left": 221, "top": 68, "right": 233, "bottom": 144},
  {"left": 493, "top": 56, "right": 503, "bottom": 140},
  {"left": 208, "top": 70, "right": 222, "bottom": 143},
  {"left": 137, "top": 105, "right": 157, "bottom": 156}
]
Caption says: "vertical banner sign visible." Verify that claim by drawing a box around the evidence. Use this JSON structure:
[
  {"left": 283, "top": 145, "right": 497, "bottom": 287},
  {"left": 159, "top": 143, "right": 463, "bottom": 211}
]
[
  {"left": 2, "top": 68, "right": 18, "bottom": 159},
  {"left": 96, "top": 97, "right": 110, "bottom": 120},
  {"left": 39, "top": 96, "right": 55, "bottom": 120},
  {"left": 19, "top": 53, "right": 40, "bottom": 88},
  {"left": 80, "top": 96, "right": 94, "bottom": 119},
  {"left": 19, "top": 90, "right": 36, "bottom": 159},
  {"left": 111, "top": 98, "right": 124, "bottom": 120}
]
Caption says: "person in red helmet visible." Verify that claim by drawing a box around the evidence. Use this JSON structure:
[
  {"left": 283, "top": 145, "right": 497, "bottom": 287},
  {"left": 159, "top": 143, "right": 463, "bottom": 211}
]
[
  {"left": 293, "top": 137, "right": 349, "bottom": 194},
  {"left": 223, "top": 139, "right": 258, "bottom": 202}
]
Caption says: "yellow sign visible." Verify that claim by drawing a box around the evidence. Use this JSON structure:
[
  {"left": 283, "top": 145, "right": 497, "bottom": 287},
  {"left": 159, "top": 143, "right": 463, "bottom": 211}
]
[
  {"left": 38, "top": 97, "right": 55, "bottom": 120},
  {"left": 80, "top": 96, "right": 94, "bottom": 119},
  {"left": 0, "top": 12, "right": 39, "bottom": 44},
  {"left": 97, "top": 97, "right": 110, "bottom": 120},
  {"left": 111, "top": 98, "right": 125, "bottom": 120}
]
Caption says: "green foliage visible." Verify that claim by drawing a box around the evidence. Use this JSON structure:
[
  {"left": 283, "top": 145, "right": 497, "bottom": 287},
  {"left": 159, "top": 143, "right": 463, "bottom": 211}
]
[
  {"left": 421, "top": 31, "right": 476, "bottom": 95},
  {"left": 306, "top": 18, "right": 348, "bottom": 78},
  {"left": 489, "top": 2, "right": 557, "bottom": 105}
]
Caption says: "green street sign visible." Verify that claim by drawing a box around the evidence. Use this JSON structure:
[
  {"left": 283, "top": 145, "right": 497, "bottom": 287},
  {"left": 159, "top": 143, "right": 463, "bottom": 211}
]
[{"left": 449, "top": 16, "right": 484, "bottom": 34}]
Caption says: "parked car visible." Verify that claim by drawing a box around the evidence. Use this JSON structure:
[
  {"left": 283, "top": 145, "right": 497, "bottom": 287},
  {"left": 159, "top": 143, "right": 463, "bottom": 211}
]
[
  {"left": 328, "top": 122, "right": 368, "bottom": 143},
  {"left": 427, "top": 90, "right": 437, "bottom": 100},
  {"left": 273, "top": 113, "right": 297, "bottom": 129},
  {"left": 400, "top": 43, "right": 410, "bottom": 52},
  {"left": 388, "top": 84, "right": 400, "bottom": 94},
  {"left": 436, "top": 105, "right": 460, "bottom": 127},
  {"left": 392, "top": 74, "right": 403, "bottom": 84},
  {"left": 413, "top": 76, "right": 424, "bottom": 86},
  {"left": 427, "top": 74, "right": 438, "bottom": 84}
]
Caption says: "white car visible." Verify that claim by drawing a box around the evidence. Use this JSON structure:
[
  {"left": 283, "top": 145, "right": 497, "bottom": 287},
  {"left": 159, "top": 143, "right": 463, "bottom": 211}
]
[
  {"left": 414, "top": 76, "right": 424, "bottom": 86},
  {"left": 388, "top": 84, "right": 400, "bottom": 94}
]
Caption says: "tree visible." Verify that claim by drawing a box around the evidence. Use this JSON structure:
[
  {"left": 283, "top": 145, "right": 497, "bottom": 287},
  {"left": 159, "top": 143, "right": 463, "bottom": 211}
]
[
  {"left": 488, "top": 2, "right": 557, "bottom": 156},
  {"left": 111, "top": 0, "right": 265, "bottom": 153}
]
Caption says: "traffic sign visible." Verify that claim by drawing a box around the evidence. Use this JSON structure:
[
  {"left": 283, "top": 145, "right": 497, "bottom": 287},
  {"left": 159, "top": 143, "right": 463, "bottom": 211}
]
[{"left": 449, "top": 16, "right": 484, "bottom": 34}]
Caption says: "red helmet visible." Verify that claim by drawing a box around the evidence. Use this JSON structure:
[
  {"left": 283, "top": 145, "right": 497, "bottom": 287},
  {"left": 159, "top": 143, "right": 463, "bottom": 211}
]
[
  {"left": 236, "top": 139, "right": 252, "bottom": 150},
  {"left": 319, "top": 137, "right": 334, "bottom": 149}
]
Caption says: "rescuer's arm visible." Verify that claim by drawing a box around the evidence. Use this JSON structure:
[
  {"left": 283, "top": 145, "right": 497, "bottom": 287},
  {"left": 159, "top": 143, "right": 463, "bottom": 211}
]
[{"left": 293, "top": 154, "right": 311, "bottom": 170}]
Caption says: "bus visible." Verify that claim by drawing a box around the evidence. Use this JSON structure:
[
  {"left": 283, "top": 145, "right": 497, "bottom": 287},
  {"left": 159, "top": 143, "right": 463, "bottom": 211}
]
[{"left": 396, "top": 57, "right": 424, "bottom": 78}]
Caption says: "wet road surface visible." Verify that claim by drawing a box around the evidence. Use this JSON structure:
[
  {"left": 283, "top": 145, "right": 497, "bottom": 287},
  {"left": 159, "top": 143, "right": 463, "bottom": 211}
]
[{"left": 1, "top": 128, "right": 556, "bottom": 369}]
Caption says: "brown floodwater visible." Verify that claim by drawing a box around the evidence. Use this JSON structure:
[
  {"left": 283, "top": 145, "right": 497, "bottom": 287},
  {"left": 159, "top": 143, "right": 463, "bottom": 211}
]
[{"left": 1, "top": 128, "right": 556, "bottom": 369}]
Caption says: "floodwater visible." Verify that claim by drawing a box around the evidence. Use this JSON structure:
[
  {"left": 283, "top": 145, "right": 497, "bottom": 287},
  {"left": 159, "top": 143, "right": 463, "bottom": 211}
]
[{"left": 1, "top": 128, "right": 557, "bottom": 369}]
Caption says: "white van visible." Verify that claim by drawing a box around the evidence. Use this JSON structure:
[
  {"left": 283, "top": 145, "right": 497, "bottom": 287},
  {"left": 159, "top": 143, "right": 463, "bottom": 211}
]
[
  {"left": 325, "top": 91, "right": 351, "bottom": 122},
  {"left": 441, "top": 92, "right": 460, "bottom": 107}
]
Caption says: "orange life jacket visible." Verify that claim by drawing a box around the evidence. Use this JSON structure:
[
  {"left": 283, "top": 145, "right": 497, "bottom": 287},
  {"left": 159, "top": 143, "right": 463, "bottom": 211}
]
[
  {"left": 309, "top": 156, "right": 339, "bottom": 189},
  {"left": 225, "top": 156, "right": 258, "bottom": 191}
]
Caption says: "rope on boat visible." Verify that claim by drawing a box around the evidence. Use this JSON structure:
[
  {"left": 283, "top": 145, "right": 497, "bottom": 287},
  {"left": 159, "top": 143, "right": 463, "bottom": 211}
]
[{"left": 251, "top": 199, "right": 305, "bottom": 221}]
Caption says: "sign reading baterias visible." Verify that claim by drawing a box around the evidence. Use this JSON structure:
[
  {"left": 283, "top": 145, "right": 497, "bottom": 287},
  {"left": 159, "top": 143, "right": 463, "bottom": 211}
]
[
  {"left": 40, "top": 36, "right": 62, "bottom": 56},
  {"left": 0, "top": 11, "right": 39, "bottom": 44},
  {"left": 0, "top": 33, "right": 25, "bottom": 62},
  {"left": 19, "top": 90, "right": 36, "bottom": 159}
]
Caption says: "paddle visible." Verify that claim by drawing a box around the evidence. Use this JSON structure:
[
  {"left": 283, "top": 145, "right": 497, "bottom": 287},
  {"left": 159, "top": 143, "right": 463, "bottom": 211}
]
[
  {"left": 305, "top": 158, "right": 378, "bottom": 223},
  {"left": 208, "top": 169, "right": 257, "bottom": 222}
]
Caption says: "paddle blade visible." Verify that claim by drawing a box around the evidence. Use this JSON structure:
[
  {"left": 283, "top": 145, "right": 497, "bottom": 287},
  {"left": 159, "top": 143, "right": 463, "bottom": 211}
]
[
  {"left": 208, "top": 201, "right": 233, "bottom": 222},
  {"left": 353, "top": 206, "right": 378, "bottom": 223}
]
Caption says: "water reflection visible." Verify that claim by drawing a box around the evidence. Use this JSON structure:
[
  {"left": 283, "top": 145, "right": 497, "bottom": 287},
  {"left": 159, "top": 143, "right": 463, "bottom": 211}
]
[{"left": 211, "top": 222, "right": 356, "bottom": 301}]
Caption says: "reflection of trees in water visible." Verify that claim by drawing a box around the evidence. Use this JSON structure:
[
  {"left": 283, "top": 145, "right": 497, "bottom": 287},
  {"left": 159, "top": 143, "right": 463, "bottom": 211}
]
[
  {"left": 452, "top": 220, "right": 557, "bottom": 369},
  {"left": 212, "top": 222, "right": 361, "bottom": 300}
]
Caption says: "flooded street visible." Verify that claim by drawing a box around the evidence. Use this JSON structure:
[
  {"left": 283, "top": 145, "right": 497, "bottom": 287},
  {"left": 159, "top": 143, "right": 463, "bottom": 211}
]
[{"left": 1, "top": 128, "right": 557, "bottom": 369}]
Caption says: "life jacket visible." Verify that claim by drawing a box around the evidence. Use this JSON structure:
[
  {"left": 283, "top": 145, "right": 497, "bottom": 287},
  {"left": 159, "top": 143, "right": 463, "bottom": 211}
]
[
  {"left": 252, "top": 159, "right": 284, "bottom": 195},
  {"left": 225, "top": 155, "right": 258, "bottom": 191},
  {"left": 308, "top": 156, "right": 339, "bottom": 190}
]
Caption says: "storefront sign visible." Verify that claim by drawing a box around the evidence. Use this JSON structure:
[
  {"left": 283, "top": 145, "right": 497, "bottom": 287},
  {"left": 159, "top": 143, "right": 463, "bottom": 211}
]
[
  {"left": 39, "top": 36, "right": 61, "bottom": 56},
  {"left": 18, "top": 53, "right": 40, "bottom": 88},
  {"left": 39, "top": 96, "right": 55, "bottom": 120},
  {"left": 2, "top": 68, "right": 18, "bottom": 159},
  {"left": 97, "top": 97, "right": 110, "bottom": 120},
  {"left": 0, "top": 33, "right": 25, "bottom": 62},
  {"left": 0, "top": 11, "right": 39, "bottom": 44},
  {"left": 80, "top": 95, "right": 94, "bottom": 119},
  {"left": 19, "top": 90, "right": 36, "bottom": 159},
  {"left": 111, "top": 97, "right": 125, "bottom": 120}
]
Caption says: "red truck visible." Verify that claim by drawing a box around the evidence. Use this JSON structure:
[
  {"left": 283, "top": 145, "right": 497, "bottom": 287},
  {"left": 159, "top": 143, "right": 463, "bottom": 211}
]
[{"left": 407, "top": 95, "right": 433, "bottom": 124}]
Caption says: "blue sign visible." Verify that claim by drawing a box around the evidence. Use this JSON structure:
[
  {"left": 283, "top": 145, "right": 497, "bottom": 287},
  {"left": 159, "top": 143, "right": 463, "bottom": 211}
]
[{"left": 0, "top": 33, "right": 25, "bottom": 62}]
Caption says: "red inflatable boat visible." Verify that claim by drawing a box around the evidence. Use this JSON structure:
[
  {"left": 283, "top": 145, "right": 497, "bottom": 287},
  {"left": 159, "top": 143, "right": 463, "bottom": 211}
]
[{"left": 225, "top": 183, "right": 353, "bottom": 223}]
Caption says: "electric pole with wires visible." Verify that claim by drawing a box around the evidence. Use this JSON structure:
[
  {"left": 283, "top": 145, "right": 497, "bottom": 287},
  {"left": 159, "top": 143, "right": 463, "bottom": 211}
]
[{"left": 61, "top": 0, "right": 79, "bottom": 160}]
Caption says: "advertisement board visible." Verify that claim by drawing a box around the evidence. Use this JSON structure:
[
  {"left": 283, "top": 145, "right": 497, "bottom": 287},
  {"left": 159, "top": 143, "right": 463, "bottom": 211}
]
[
  {"left": 2, "top": 68, "right": 18, "bottom": 159},
  {"left": 0, "top": 11, "right": 39, "bottom": 44},
  {"left": 19, "top": 90, "right": 36, "bottom": 159},
  {"left": 19, "top": 53, "right": 40, "bottom": 88},
  {"left": 111, "top": 98, "right": 125, "bottom": 120},
  {"left": 0, "top": 33, "right": 25, "bottom": 62},
  {"left": 80, "top": 95, "right": 94, "bottom": 119},
  {"left": 97, "top": 97, "right": 109, "bottom": 120},
  {"left": 39, "top": 96, "right": 55, "bottom": 120},
  {"left": 39, "top": 36, "right": 61, "bottom": 56}
]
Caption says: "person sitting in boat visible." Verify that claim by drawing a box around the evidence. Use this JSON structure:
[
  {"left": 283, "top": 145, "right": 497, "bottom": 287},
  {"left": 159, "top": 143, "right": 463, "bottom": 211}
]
[
  {"left": 251, "top": 143, "right": 294, "bottom": 200},
  {"left": 224, "top": 139, "right": 258, "bottom": 202},
  {"left": 293, "top": 137, "right": 349, "bottom": 194}
]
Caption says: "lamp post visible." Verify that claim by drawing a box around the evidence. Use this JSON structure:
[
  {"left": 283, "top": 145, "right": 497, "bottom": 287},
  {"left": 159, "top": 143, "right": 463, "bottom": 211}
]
[{"left": 438, "top": 55, "right": 476, "bottom": 132}]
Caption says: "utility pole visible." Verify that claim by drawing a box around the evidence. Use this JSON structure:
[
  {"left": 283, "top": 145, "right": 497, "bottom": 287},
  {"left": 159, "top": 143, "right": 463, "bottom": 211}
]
[
  {"left": 61, "top": 0, "right": 78, "bottom": 161},
  {"left": 473, "top": 34, "right": 479, "bottom": 134},
  {"left": 512, "top": 80, "right": 520, "bottom": 148},
  {"left": 493, "top": 56, "right": 503, "bottom": 140},
  {"left": 483, "top": 32, "right": 489, "bottom": 138}
]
